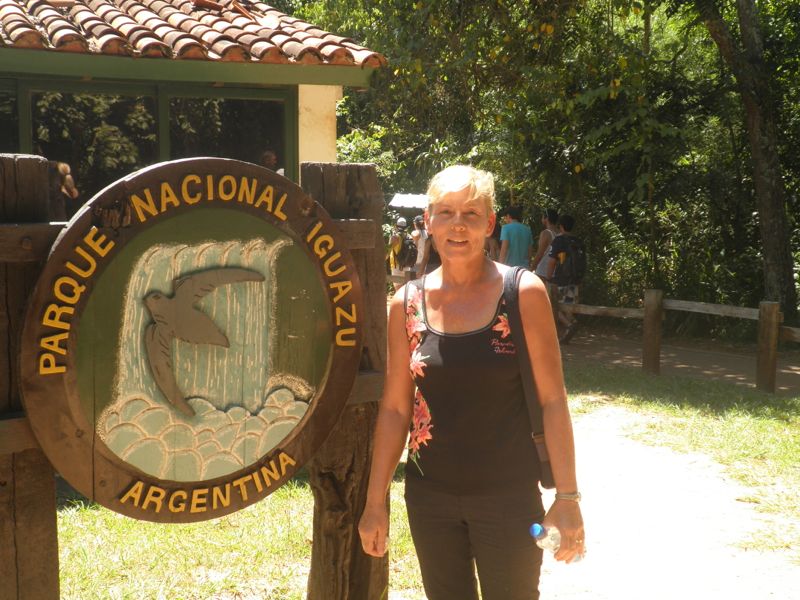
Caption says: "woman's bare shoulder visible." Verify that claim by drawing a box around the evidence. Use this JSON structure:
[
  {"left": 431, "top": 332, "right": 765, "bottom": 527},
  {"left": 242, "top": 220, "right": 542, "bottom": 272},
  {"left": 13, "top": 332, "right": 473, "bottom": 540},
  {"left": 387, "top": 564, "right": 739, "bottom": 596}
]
[{"left": 518, "top": 270, "right": 549, "bottom": 305}]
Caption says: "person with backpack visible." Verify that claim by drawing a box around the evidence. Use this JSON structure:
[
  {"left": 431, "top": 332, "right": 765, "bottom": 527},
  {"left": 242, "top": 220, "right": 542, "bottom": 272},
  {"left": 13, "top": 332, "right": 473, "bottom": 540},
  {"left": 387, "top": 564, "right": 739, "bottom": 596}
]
[
  {"left": 545, "top": 214, "right": 586, "bottom": 344},
  {"left": 388, "top": 217, "right": 418, "bottom": 290}
]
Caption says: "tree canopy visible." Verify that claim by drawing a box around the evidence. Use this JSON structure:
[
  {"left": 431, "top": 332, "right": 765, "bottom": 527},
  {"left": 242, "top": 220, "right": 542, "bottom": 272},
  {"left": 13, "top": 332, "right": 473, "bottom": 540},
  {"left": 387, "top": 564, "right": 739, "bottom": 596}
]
[
  {"left": 279, "top": 0, "right": 799, "bottom": 326},
  {"left": 5, "top": 0, "right": 797, "bottom": 330}
]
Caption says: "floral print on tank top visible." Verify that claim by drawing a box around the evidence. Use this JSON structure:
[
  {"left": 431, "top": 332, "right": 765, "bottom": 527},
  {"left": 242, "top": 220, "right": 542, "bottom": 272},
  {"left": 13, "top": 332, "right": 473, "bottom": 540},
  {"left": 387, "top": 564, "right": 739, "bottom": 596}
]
[
  {"left": 404, "top": 283, "right": 514, "bottom": 472},
  {"left": 405, "top": 284, "right": 432, "bottom": 472}
]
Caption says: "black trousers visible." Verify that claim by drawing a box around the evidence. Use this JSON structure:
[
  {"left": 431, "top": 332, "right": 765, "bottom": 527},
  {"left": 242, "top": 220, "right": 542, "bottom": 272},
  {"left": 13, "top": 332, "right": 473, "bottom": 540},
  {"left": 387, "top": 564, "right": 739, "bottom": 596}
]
[{"left": 405, "top": 483, "right": 545, "bottom": 600}]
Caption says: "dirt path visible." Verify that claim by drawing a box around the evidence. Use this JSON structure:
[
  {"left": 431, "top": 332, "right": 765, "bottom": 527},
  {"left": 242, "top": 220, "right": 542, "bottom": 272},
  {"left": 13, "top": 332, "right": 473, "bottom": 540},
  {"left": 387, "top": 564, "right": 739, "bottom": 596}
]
[
  {"left": 561, "top": 329, "right": 800, "bottom": 395},
  {"left": 539, "top": 405, "right": 800, "bottom": 599}
]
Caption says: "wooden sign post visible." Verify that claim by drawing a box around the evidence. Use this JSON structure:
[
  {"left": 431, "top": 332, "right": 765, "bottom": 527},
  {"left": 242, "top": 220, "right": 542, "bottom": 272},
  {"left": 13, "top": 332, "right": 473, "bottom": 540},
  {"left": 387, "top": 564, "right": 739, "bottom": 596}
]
[
  {"left": 0, "top": 154, "right": 60, "bottom": 600},
  {"left": 302, "top": 163, "right": 389, "bottom": 600},
  {"left": 3, "top": 156, "right": 386, "bottom": 599}
]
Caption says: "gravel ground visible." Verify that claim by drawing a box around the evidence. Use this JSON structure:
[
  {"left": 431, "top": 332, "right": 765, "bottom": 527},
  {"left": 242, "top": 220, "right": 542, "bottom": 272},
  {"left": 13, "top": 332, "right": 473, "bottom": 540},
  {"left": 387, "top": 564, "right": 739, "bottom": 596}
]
[{"left": 539, "top": 405, "right": 800, "bottom": 599}]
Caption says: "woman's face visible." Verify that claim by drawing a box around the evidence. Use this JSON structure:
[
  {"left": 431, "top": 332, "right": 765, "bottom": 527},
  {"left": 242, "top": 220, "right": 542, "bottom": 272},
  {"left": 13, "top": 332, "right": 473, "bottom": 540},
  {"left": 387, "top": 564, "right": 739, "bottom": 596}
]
[{"left": 426, "top": 188, "right": 495, "bottom": 261}]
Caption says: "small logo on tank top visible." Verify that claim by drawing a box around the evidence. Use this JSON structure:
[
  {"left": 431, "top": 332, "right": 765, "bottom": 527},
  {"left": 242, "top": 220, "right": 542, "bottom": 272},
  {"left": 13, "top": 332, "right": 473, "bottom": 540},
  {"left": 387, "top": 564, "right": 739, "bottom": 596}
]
[{"left": 490, "top": 338, "right": 516, "bottom": 355}]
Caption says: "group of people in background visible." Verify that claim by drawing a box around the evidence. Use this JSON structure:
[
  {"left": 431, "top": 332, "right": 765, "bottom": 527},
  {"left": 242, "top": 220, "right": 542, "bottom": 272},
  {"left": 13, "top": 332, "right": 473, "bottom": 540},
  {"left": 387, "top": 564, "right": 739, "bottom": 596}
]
[
  {"left": 388, "top": 202, "right": 583, "bottom": 344},
  {"left": 493, "top": 205, "right": 584, "bottom": 344}
]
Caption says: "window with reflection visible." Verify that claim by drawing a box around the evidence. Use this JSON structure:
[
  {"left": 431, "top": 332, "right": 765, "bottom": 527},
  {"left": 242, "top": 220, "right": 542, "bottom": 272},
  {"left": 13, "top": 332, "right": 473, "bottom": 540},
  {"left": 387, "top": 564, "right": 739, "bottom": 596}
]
[
  {"left": 170, "top": 97, "right": 285, "bottom": 173},
  {"left": 32, "top": 92, "right": 158, "bottom": 218}
]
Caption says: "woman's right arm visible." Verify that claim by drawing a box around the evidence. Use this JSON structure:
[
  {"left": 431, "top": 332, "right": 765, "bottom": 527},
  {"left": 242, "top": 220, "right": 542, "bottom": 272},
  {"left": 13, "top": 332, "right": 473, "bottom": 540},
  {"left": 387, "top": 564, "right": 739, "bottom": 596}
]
[{"left": 358, "top": 288, "right": 415, "bottom": 557}]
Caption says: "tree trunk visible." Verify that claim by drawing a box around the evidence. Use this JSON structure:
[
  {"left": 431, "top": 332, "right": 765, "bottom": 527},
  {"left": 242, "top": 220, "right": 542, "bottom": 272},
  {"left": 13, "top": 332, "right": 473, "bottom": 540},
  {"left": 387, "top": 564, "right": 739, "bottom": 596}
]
[{"left": 695, "top": 0, "right": 798, "bottom": 322}]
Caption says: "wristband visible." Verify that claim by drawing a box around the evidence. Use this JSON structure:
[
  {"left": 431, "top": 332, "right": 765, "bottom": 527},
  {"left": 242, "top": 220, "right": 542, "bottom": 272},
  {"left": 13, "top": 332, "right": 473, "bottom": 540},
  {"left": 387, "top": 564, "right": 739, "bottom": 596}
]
[{"left": 555, "top": 491, "right": 581, "bottom": 502}]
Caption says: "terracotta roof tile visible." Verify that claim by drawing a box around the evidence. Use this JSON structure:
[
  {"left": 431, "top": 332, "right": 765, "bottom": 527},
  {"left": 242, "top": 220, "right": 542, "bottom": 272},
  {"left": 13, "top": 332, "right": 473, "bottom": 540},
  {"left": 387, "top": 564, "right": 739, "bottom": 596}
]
[{"left": 0, "top": 0, "right": 385, "bottom": 67}]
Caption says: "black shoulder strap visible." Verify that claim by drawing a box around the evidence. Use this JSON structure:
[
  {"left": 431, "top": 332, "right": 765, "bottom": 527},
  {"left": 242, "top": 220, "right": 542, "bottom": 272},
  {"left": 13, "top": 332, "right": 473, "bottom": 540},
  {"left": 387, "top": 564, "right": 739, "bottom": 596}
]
[
  {"left": 502, "top": 267, "right": 542, "bottom": 436},
  {"left": 502, "top": 267, "right": 555, "bottom": 488}
]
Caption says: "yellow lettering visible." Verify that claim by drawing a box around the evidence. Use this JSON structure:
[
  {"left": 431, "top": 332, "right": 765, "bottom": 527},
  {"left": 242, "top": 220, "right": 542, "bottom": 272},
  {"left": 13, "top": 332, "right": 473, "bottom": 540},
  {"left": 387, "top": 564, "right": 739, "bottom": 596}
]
[
  {"left": 251, "top": 470, "right": 264, "bottom": 493},
  {"left": 40, "top": 332, "right": 69, "bottom": 355},
  {"left": 190, "top": 488, "right": 209, "bottom": 513},
  {"left": 39, "top": 353, "right": 66, "bottom": 375},
  {"left": 278, "top": 452, "right": 296, "bottom": 473},
  {"left": 212, "top": 484, "right": 231, "bottom": 509},
  {"left": 232, "top": 475, "right": 252, "bottom": 501},
  {"left": 42, "top": 304, "right": 73, "bottom": 330},
  {"left": 168, "top": 490, "right": 188, "bottom": 513},
  {"left": 313, "top": 235, "right": 334, "bottom": 259},
  {"left": 83, "top": 226, "right": 115, "bottom": 258},
  {"left": 206, "top": 174, "right": 215, "bottom": 200},
  {"left": 238, "top": 177, "right": 257, "bottom": 205},
  {"left": 219, "top": 175, "right": 236, "bottom": 201},
  {"left": 142, "top": 485, "right": 166, "bottom": 512},
  {"left": 181, "top": 174, "right": 202, "bottom": 205},
  {"left": 305, "top": 221, "right": 323, "bottom": 242},
  {"left": 323, "top": 251, "right": 346, "bottom": 277},
  {"left": 254, "top": 184, "right": 274, "bottom": 211},
  {"left": 336, "top": 328, "right": 357, "bottom": 347},
  {"left": 329, "top": 280, "right": 353, "bottom": 303},
  {"left": 65, "top": 245, "right": 97, "bottom": 279},
  {"left": 130, "top": 189, "right": 157, "bottom": 223},
  {"left": 160, "top": 182, "right": 181, "bottom": 212},
  {"left": 274, "top": 193, "right": 287, "bottom": 220},
  {"left": 53, "top": 277, "right": 85, "bottom": 305},
  {"left": 335, "top": 304, "right": 357, "bottom": 326},
  {"left": 119, "top": 481, "right": 145, "bottom": 507},
  {"left": 260, "top": 461, "right": 280, "bottom": 486}
]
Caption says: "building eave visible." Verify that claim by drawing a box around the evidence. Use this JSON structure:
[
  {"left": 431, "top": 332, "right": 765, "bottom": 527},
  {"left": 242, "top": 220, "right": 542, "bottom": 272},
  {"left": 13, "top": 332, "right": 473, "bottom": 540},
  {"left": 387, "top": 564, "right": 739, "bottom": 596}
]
[{"left": 0, "top": 48, "right": 378, "bottom": 88}]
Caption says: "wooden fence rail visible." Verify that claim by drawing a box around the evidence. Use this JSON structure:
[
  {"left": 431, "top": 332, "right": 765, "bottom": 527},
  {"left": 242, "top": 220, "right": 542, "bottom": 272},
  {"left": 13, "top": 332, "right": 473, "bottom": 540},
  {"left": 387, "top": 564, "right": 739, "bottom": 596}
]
[
  {"left": 385, "top": 269, "right": 800, "bottom": 392},
  {"left": 562, "top": 290, "right": 798, "bottom": 393}
]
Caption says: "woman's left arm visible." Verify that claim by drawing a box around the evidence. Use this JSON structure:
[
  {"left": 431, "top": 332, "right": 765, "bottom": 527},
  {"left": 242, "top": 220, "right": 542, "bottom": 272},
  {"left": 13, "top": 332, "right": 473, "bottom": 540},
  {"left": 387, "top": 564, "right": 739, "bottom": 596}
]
[{"left": 518, "top": 271, "right": 585, "bottom": 562}]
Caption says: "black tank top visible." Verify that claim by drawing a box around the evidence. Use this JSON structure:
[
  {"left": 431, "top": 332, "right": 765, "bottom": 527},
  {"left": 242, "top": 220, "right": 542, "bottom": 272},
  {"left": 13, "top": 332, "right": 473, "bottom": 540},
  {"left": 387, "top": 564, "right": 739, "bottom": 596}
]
[{"left": 404, "top": 279, "right": 540, "bottom": 495}]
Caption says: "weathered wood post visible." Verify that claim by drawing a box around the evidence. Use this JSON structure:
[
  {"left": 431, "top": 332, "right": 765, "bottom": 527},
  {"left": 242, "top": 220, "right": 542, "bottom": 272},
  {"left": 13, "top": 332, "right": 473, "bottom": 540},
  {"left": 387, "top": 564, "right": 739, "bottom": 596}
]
[
  {"left": 301, "top": 163, "right": 389, "bottom": 600},
  {"left": 0, "top": 154, "right": 60, "bottom": 600},
  {"left": 756, "top": 301, "right": 781, "bottom": 393},
  {"left": 642, "top": 289, "right": 663, "bottom": 375}
]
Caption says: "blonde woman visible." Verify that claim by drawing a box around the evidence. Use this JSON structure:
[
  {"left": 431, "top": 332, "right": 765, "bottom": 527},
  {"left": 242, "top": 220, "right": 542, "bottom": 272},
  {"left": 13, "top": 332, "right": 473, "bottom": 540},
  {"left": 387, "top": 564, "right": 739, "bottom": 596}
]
[{"left": 359, "top": 165, "right": 584, "bottom": 599}]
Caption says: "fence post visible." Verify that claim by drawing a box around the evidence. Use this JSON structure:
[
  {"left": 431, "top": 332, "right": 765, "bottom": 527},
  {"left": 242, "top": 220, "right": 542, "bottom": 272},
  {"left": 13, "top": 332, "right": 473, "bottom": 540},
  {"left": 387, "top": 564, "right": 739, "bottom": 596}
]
[
  {"left": 642, "top": 289, "right": 663, "bottom": 375},
  {"left": 756, "top": 301, "right": 781, "bottom": 393},
  {"left": 0, "top": 154, "right": 59, "bottom": 600}
]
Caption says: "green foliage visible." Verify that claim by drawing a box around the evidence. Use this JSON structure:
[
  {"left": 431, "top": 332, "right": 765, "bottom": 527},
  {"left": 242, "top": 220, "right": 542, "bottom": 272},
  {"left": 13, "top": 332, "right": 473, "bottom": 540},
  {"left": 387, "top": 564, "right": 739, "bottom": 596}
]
[
  {"left": 15, "top": 0, "right": 800, "bottom": 332},
  {"left": 289, "top": 0, "right": 799, "bottom": 333}
]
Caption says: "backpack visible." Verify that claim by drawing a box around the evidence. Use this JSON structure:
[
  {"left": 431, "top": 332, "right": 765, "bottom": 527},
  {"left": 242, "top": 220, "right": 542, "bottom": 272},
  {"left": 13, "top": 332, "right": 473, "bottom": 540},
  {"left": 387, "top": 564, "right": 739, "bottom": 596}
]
[
  {"left": 395, "top": 231, "right": 418, "bottom": 269},
  {"left": 551, "top": 235, "right": 586, "bottom": 286}
]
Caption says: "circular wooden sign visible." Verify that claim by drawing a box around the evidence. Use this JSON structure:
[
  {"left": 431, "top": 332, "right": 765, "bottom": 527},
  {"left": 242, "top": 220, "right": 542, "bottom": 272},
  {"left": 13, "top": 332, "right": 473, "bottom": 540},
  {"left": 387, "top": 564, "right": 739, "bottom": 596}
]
[{"left": 20, "top": 158, "right": 363, "bottom": 522}]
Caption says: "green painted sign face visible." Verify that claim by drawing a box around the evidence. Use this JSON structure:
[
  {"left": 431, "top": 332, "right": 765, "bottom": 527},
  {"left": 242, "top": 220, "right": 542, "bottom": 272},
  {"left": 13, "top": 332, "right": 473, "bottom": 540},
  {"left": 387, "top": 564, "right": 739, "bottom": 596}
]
[{"left": 20, "top": 158, "right": 363, "bottom": 523}]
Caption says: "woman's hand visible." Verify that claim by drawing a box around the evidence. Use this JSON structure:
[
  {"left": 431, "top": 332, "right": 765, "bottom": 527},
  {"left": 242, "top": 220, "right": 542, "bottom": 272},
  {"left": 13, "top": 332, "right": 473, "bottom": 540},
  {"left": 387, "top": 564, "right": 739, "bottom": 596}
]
[
  {"left": 358, "top": 503, "right": 390, "bottom": 557},
  {"left": 543, "top": 498, "right": 584, "bottom": 563}
]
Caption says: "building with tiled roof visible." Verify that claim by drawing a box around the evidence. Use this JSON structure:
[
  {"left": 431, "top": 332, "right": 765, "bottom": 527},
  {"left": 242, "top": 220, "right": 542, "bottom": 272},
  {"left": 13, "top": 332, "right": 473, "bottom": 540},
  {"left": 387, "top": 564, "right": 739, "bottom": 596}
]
[{"left": 0, "top": 0, "right": 386, "bottom": 183}]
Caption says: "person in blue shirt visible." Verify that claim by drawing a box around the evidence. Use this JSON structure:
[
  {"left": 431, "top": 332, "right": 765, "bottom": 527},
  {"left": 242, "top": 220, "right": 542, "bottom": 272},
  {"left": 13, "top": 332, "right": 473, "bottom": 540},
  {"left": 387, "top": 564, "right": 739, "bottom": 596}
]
[{"left": 499, "top": 205, "right": 533, "bottom": 268}]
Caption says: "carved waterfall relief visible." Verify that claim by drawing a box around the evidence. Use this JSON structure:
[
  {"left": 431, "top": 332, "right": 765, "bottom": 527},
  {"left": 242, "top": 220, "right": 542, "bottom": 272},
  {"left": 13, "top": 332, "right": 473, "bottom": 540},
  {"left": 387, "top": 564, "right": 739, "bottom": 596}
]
[{"left": 95, "top": 238, "right": 313, "bottom": 482}]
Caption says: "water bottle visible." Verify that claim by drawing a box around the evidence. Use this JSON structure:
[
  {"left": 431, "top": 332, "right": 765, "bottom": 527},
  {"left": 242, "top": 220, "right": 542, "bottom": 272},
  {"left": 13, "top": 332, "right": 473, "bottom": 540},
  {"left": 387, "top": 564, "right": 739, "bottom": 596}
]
[{"left": 529, "top": 523, "right": 583, "bottom": 562}]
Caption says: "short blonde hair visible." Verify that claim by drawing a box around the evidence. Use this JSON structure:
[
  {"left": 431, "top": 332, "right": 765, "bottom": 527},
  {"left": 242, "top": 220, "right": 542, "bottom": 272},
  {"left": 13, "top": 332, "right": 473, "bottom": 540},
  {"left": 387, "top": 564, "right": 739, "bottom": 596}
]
[{"left": 426, "top": 165, "right": 495, "bottom": 214}]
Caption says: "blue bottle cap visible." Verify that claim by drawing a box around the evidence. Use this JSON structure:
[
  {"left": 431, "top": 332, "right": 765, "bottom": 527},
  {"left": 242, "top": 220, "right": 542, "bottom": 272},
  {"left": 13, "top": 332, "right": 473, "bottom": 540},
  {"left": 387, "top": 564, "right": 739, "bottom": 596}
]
[{"left": 530, "top": 523, "right": 545, "bottom": 539}]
